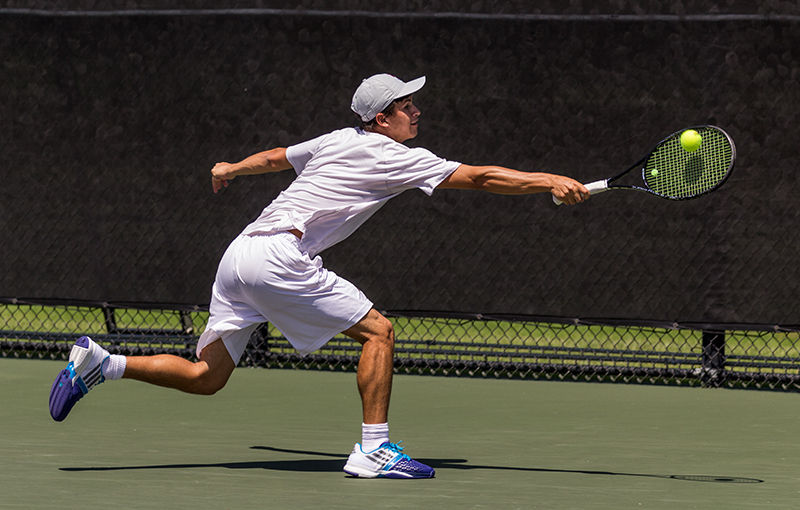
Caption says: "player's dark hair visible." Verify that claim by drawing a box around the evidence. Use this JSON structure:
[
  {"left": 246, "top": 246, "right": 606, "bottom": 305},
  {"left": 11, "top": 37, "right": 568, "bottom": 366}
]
[{"left": 358, "top": 95, "right": 409, "bottom": 129}]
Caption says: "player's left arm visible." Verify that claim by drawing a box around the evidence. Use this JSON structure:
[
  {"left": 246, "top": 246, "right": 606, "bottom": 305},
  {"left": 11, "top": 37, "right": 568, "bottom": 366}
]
[
  {"left": 211, "top": 147, "right": 292, "bottom": 193},
  {"left": 437, "top": 164, "right": 589, "bottom": 205}
]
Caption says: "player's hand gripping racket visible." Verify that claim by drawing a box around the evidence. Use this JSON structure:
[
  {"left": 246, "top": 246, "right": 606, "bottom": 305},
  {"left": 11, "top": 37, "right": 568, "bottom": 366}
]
[{"left": 554, "top": 125, "right": 736, "bottom": 205}]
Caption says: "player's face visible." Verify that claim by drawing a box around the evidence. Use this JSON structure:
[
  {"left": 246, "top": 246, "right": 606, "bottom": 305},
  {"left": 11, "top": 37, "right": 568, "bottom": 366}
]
[{"left": 383, "top": 96, "right": 421, "bottom": 143}]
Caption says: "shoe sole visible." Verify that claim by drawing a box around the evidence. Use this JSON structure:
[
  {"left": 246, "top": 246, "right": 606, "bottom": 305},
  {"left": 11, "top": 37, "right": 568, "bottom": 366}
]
[
  {"left": 343, "top": 464, "right": 378, "bottom": 478},
  {"left": 49, "top": 336, "right": 99, "bottom": 422},
  {"left": 49, "top": 368, "right": 84, "bottom": 422},
  {"left": 343, "top": 463, "right": 434, "bottom": 479}
]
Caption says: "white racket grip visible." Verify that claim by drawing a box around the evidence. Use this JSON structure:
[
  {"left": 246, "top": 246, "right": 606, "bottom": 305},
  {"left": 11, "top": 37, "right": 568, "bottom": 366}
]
[{"left": 552, "top": 179, "right": 609, "bottom": 205}]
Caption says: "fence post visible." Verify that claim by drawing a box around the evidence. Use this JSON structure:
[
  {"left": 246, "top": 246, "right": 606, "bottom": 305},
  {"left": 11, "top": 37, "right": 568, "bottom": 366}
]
[
  {"left": 102, "top": 305, "right": 118, "bottom": 334},
  {"left": 178, "top": 310, "right": 194, "bottom": 335},
  {"left": 701, "top": 330, "right": 726, "bottom": 387}
]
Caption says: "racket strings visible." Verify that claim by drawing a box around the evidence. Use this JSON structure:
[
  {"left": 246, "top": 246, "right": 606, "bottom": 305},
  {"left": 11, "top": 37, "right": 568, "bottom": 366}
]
[{"left": 644, "top": 127, "right": 733, "bottom": 199}]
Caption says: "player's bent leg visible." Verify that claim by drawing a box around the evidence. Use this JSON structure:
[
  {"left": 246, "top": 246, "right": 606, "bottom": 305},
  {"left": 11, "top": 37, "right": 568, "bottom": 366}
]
[
  {"left": 123, "top": 337, "right": 235, "bottom": 395},
  {"left": 49, "top": 336, "right": 236, "bottom": 422}
]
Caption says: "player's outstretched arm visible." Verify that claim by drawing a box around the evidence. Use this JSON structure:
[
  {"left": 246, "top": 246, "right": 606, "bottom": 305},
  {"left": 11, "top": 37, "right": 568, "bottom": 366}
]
[
  {"left": 211, "top": 147, "right": 292, "bottom": 193},
  {"left": 437, "top": 164, "right": 589, "bottom": 205}
]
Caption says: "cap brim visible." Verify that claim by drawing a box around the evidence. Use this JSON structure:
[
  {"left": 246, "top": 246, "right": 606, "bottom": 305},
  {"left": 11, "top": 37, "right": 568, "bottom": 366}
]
[{"left": 395, "top": 76, "right": 426, "bottom": 100}]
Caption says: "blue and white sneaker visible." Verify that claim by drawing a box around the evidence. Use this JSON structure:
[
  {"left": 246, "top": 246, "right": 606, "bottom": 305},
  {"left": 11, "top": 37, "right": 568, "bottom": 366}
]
[
  {"left": 343, "top": 441, "right": 435, "bottom": 479},
  {"left": 49, "top": 336, "right": 109, "bottom": 422}
]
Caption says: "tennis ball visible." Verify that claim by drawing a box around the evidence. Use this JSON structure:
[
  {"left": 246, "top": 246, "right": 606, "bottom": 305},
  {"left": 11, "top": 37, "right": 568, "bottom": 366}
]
[
  {"left": 680, "top": 129, "right": 702, "bottom": 152},
  {"left": 650, "top": 169, "right": 658, "bottom": 177}
]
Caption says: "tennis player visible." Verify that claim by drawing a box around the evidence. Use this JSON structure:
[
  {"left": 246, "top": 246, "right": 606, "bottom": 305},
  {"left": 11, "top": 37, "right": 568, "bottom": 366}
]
[{"left": 49, "top": 73, "right": 589, "bottom": 479}]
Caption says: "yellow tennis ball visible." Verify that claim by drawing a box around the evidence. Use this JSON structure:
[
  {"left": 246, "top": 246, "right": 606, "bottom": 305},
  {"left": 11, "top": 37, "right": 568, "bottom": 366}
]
[
  {"left": 650, "top": 169, "right": 658, "bottom": 177},
  {"left": 680, "top": 129, "right": 702, "bottom": 152}
]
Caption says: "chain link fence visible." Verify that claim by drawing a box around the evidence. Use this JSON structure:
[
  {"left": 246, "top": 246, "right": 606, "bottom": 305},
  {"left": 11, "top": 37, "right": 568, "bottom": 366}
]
[{"left": 4, "top": 299, "right": 800, "bottom": 391}]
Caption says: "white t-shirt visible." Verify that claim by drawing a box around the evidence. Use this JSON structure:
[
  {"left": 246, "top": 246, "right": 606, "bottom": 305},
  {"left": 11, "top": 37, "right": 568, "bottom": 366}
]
[{"left": 241, "top": 127, "right": 462, "bottom": 257}]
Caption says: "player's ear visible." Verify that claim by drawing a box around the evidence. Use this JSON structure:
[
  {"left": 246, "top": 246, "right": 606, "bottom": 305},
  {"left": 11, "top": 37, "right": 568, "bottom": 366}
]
[{"left": 374, "top": 112, "right": 389, "bottom": 127}]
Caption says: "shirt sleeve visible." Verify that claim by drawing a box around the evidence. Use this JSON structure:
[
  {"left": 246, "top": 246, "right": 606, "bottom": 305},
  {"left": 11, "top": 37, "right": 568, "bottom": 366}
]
[
  {"left": 383, "top": 144, "right": 462, "bottom": 196},
  {"left": 285, "top": 134, "right": 326, "bottom": 175}
]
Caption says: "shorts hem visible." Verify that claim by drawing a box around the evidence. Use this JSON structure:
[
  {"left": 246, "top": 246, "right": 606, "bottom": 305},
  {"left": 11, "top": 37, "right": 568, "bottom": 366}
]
[{"left": 289, "top": 300, "right": 374, "bottom": 356}]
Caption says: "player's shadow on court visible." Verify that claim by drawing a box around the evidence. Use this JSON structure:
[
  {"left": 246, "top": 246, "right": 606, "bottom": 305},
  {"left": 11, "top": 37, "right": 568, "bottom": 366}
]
[{"left": 59, "top": 445, "right": 762, "bottom": 484}]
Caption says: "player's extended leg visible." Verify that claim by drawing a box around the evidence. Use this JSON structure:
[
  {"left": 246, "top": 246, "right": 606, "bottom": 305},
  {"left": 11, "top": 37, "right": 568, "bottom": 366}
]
[
  {"left": 341, "top": 308, "right": 434, "bottom": 479},
  {"left": 49, "top": 336, "right": 234, "bottom": 421}
]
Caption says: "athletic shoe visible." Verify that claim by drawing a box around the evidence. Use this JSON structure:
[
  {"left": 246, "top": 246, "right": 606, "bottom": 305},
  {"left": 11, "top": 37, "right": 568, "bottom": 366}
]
[
  {"left": 343, "top": 441, "right": 435, "bottom": 479},
  {"left": 49, "top": 336, "right": 109, "bottom": 421}
]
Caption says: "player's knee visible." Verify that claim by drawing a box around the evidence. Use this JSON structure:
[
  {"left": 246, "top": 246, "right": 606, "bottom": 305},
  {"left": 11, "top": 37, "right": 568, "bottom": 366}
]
[
  {"left": 197, "top": 379, "right": 226, "bottom": 395},
  {"left": 190, "top": 364, "right": 230, "bottom": 395},
  {"left": 192, "top": 377, "right": 227, "bottom": 396},
  {"left": 371, "top": 316, "right": 395, "bottom": 349},
  {"left": 347, "top": 310, "right": 395, "bottom": 350},
  {"left": 193, "top": 338, "right": 235, "bottom": 395}
]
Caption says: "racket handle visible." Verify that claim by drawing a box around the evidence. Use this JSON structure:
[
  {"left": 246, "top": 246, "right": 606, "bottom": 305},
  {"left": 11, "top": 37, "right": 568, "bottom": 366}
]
[{"left": 552, "top": 179, "right": 609, "bottom": 205}]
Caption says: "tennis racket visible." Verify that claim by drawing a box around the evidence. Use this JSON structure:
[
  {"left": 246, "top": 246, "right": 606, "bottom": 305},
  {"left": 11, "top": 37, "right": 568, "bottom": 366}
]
[{"left": 554, "top": 125, "right": 736, "bottom": 205}]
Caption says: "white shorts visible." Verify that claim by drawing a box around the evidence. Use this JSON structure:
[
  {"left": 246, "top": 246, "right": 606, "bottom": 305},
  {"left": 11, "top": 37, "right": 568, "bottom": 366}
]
[{"left": 196, "top": 232, "right": 373, "bottom": 363}]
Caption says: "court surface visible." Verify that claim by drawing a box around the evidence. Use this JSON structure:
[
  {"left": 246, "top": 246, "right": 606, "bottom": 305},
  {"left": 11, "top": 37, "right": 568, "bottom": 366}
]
[{"left": 3, "top": 358, "right": 799, "bottom": 509}]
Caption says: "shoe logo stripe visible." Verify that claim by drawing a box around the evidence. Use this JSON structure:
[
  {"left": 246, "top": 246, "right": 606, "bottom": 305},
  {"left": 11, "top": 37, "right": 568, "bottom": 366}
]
[{"left": 81, "top": 365, "right": 103, "bottom": 388}]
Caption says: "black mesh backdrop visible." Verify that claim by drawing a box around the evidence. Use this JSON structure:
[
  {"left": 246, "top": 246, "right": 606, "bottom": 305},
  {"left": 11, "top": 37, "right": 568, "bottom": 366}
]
[{"left": 3, "top": 4, "right": 800, "bottom": 325}]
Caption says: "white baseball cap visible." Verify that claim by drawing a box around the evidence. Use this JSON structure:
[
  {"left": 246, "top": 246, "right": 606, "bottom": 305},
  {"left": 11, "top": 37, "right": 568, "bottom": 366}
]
[{"left": 351, "top": 74, "right": 426, "bottom": 122}]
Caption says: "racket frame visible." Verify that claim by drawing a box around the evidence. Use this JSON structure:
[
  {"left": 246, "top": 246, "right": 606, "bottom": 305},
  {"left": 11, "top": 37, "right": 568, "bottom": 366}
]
[
  {"left": 602, "top": 125, "right": 736, "bottom": 199},
  {"left": 553, "top": 125, "right": 736, "bottom": 204}
]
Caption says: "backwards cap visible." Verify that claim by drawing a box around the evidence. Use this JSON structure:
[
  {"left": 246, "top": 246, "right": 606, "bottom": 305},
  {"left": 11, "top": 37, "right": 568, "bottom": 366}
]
[{"left": 351, "top": 74, "right": 426, "bottom": 122}]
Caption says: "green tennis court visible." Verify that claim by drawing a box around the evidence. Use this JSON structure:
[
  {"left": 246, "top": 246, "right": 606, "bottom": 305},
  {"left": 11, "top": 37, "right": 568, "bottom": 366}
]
[{"left": 3, "top": 358, "right": 798, "bottom": 509}]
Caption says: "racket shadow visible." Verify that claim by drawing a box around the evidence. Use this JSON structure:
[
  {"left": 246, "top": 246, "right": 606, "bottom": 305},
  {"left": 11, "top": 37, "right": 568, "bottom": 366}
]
[
  {"left": 427, "top": 462, "right": 763, "bottom": 484},
  {"left": 253, "top": 446, "right": 764, "bottom": 484},
  {"left": 59, "top": 445, "right": 763, "bottom": 483}
]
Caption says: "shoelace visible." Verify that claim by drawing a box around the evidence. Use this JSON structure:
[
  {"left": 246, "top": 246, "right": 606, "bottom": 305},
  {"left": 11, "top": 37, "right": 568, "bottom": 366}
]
[{"left": 382, "top": 441, "right": 411, "bottom": 461}]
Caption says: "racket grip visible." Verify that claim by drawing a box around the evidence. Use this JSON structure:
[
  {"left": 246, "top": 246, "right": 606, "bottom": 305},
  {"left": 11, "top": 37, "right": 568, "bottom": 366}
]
[{"left": 552, "top": 179, "right": 609, "bottom": 205}]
